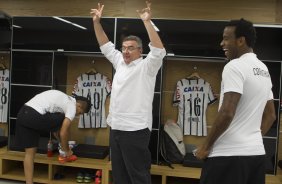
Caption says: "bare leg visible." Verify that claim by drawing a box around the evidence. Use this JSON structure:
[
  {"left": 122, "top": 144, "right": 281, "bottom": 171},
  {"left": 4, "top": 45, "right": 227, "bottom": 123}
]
[{"left": 24, "top": 147, "right": 37, "bottom": 184}]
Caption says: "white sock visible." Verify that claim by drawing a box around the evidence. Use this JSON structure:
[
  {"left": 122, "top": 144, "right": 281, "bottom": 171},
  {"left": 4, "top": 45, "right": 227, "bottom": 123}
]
[{"left": 59, "top": 149, "right": 67, "bottom": 157}]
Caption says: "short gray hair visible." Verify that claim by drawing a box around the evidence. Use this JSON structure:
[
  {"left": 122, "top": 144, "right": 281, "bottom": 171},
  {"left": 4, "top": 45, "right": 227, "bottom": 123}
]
[{"left": 122, "top": 35, "right": 143, "bottom": 48}]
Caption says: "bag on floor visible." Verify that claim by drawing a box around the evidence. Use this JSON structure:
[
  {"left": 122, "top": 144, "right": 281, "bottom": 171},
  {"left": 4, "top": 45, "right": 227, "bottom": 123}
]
[{"left": 159, "top": 119, "right": 186, "bottom": 168}]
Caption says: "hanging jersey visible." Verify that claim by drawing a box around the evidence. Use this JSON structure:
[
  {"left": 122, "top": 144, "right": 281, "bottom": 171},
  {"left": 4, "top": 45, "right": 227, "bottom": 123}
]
[
  {"left": 73, "top": 73, "right": 111, "bottom": 128},
  {"left": 0, "top": 69, "right": 9, "bottom": 123},
  {"left": 173, "top": 78, "right": 217, "bottom": 136}
]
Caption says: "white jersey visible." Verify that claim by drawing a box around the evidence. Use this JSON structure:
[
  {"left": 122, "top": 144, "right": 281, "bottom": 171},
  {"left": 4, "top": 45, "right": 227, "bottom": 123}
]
[
  {"left": 73, "top": 73, "right": 111, "bottom": 128},
  {"left": 173, "top": 78, "right": 217, "bottom": 136},
  {"left": 0, "top": 69, "right": 9, "bottom": 123},
  {"left": 209, "top": 53, "right": 273, "bottom": 157}
]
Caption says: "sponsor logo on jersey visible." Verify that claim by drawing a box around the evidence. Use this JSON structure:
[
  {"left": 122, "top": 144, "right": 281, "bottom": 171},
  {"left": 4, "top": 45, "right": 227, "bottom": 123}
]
[{"left": 184, "top": 86, "right": 204, "bottom": 92}]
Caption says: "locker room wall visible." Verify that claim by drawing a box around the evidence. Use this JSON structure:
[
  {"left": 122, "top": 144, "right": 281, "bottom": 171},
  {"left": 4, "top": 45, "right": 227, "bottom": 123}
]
[
  {"left": 1, "top": 0, "right": 281, "bottom": 159},
  {"left": 63, "top": 52, "right": 225, "bottom": 152}
]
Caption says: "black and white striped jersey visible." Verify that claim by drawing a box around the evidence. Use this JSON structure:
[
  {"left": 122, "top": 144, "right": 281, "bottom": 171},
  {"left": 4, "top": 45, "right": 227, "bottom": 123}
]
[
  {"left": 173, "top": 78, "right": 217, "bottom": 136},
  {"left": 73, "top": 73, "right": 111, "bottom": 128},
  {"left": 0, "top": 69, "right": 9, "bottom": 123}
]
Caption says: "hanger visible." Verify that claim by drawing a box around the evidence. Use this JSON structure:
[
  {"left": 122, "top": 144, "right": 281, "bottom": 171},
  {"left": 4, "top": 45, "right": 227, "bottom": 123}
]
[
  {"left": 86, "top": 59, "right": 97, "bottom": 75},
  {"left": 86, "top": 67, "right": 97, "bottom": 75},
  {"left": 187, "top": 66, "right": 200, "bottom": 79}
]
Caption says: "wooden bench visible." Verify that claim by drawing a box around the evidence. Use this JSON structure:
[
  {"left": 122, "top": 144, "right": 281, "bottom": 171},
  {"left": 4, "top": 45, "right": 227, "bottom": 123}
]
[
  {"left": 151, "top": 164, "right": 201, "bottom": 184},
  {"left": 0, "top": 147, "right": 280, "bottom": 184},
  {"left": 0, "top": 149, "right": 110, "bottom": 184}
]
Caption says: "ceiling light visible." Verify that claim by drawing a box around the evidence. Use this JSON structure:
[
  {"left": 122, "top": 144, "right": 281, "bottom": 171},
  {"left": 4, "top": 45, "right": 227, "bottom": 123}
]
[
  {"left": 150, "top": 20, "right": 160, "bottom": 32},
  {"left": 53, "top": 16, "right": 87, "bottom": 30},
  {"left": 13, "top": 25, "right": 22, "bottom": 28}
]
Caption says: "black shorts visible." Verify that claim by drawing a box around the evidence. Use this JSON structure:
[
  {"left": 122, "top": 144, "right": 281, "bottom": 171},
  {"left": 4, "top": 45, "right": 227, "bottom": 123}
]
[
  {"left": 15, "top": 105, "right": 65, "bottom": 149},
  {"left": 200, "top": 155, "right": 265, "bottom": 184}
]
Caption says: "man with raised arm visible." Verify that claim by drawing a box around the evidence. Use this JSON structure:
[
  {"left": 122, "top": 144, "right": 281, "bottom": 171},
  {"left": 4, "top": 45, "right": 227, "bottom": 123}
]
[{"left": 91, "top": 1, "right": 166, "bottom": 183}]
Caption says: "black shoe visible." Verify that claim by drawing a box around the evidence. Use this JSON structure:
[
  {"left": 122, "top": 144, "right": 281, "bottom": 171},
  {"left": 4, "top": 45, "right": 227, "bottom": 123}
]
[
  {"left": 53, "top": 173, "right": 65, "bottom": 180},
  {"left": 76, "top": 172, "right": 84, "bottom": 183},
  {"left": 84, "top": 172, "right": 93, "bottom": 183}
]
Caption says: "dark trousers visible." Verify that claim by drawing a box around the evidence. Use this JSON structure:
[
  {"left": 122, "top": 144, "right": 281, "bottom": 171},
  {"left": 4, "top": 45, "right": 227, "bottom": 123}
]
[
  {"left": 110, "top": 128, "right": 151, "bottom": 184},
  {"left": 200, "top": 155, "right": 266, "bottom": 184}
]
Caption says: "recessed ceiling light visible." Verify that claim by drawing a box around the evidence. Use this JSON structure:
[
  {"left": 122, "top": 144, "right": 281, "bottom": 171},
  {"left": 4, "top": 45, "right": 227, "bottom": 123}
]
[{"left": 53, "top": 16, "right": 87, "bottom": 30}]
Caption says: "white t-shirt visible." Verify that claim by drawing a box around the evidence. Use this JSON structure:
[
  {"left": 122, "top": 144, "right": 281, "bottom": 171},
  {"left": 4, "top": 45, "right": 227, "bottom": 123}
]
[
  {"left": 173, "top": 78, "right": 217, "bottom": 136},
  {"left": 100, "top": 42, "right": 166, "bottom": 131},
  {"left": 209, "top": 53, "right": 273, "bottom": 157},
  {"left": 72, "top": 73, "right": 111, "bottom": 128},
  {"left": 25, "top": 90, "right": 76, "bottom": 121}
]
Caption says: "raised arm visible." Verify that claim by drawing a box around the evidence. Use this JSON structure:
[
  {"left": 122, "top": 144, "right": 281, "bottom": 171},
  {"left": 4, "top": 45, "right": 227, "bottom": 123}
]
[
  {"left": 137, "top": 1, "right": 164, "bottom": 49},
  {"left": 90, "top": 3, "right": 109, "bottom": 46}
]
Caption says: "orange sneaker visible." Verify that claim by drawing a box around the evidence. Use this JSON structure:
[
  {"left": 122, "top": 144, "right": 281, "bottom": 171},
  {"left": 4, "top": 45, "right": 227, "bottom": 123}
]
[{"left": 58, "top": 154, "right": 77, "bottom": 163}]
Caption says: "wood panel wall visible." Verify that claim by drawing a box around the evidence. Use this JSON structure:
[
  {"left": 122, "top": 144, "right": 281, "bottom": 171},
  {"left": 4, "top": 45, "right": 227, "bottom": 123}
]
[
  {"left": 276, "top": 0, "right": 282, "bottom": 22},
  {"left": 1, "top": 0, "right": 282, "bottom": 161},
  {"left": 0, "top": 0, "right": 281, "bottom": 23}
]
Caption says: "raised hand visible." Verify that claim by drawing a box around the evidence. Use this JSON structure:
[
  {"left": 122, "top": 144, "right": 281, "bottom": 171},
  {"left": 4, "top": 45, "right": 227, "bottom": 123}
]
[
  {"left": 137, "top": 1, "right": 152, "bottom": 21},
  {"left": 90, "top": 3, "right": 104, "bottom": 23}
]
